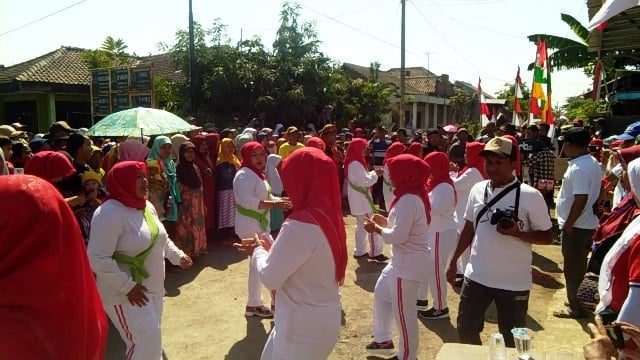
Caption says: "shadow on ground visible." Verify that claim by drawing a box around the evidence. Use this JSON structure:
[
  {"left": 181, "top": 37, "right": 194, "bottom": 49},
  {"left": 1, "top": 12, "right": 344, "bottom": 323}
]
[{"left": 225, "top": 318, "right": 272, "bottom": 359}]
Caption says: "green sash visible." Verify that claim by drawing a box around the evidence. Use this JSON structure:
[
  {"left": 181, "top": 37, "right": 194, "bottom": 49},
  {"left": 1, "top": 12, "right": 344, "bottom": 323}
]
[
  {"left": 113, "top": 207, "right": 159, "bottom": 284},
  {"left": 236, "top": 205, "right": 269, "bottom": 231},
  {"left": 349, "top": 181, "right": 376, "bottom": 213}
]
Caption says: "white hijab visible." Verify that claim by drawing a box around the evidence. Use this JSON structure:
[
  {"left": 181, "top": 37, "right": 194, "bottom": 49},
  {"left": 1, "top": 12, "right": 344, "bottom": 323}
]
[
  {"left": 266, "top": 154, "right": 283, "bottom": 196},
  {"left": 597, "top": 157, "right": 640, "bottom": 312}
]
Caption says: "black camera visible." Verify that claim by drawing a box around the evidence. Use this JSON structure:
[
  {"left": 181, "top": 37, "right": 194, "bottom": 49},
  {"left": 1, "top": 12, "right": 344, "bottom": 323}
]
[{"left": 490, "top": 208, "right": 518, "bottom": 230}]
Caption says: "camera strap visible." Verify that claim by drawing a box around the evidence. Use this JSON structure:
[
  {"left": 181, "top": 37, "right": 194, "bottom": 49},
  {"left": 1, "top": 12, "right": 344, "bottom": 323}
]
[{"left": 475, "top": 181, "right": 521, "bottom": 229}]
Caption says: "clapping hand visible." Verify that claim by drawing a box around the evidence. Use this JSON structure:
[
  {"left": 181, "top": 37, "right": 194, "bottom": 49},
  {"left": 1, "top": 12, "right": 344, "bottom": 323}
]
[
  {"left": 363, "top": 218, "right": 379, "bottom": 234},
  {"left": 275, "top": 197, "right": 293, "bottom": 210},
  {"left": 233, "top": 233, "right": 260, "bottom": 255}
]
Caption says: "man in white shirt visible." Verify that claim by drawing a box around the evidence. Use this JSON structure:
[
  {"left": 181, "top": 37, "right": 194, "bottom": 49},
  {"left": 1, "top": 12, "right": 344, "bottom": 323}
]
[
  {"left": 554, "top": 127, "right": 603, "bottom": 319},
  {"left": 446, "top": 136, "right": 553, "bottom": 347}
]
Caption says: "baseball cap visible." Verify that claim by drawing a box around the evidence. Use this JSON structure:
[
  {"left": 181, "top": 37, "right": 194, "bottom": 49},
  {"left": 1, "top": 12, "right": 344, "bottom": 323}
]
[
  {"left": 286, "top": 126, "right": 299, "bottom": 135},
  {"left": 0, "top": 125, "right": 18, "bottom": 138},
  {"left": 480, "top": 136, "right": 513, "bottom": 158},
  {"left": 615, "top": 121, "right": 640, "bottom": 141}
]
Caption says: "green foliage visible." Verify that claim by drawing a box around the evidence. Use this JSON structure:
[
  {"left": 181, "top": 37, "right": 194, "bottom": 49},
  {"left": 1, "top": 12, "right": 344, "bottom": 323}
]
[
  {"left": 527, "top": 13, "right": 640, "bottom": 81},
  {"left": 448, "top": 88, "right": 475, "bottom": 123},
  {"left": 561, "top": 97, "right": 608, "bottom": 120},
  {"left": 496, "top": 81, "right": 531, "bottom": 114},
  {"left": 160, "top": 1, "right": 392, "bottom": 127},
  {"left": 82, "top": 36, "right": 131, "bottom": 69},
  {"left": 459, "top": 120, "right": 482, "bottom": 139}
]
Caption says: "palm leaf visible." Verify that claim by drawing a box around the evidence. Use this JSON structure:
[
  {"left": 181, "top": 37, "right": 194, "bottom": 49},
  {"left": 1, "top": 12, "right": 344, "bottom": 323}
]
[
  {"left": 527, "top": 34, "right": 586, "bottom": 50},
  {"left": 561, "top": 13, "right": 589, "bottom": 43},
  {"left": 527, "top": 46, "right": 595, "bottom": 71}
]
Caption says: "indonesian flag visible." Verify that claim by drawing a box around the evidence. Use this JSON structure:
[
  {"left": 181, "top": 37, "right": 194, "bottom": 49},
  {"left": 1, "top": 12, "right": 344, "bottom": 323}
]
[
  {"left": 513, "top": 66, "right": 524, "bottom": 126},
  {"left": 588, "top": 0, "right": 640, "bottom": 30},
  {"left": 478, "top": 78, "right": 491, "bottom": 126}
]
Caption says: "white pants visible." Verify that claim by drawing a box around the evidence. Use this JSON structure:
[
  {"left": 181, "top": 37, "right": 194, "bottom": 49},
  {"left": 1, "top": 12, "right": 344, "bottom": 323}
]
[
  {"left": 260, "top": 321, "right": 338, "bottom": 360},
  {"left": 248, "top": 234, "right": 275, "bottom": 307},
  {"left": 418, "top": 229, "right": 457, "bottom": 310},
  {"left": 374, "top": 266, "right": 419, "bottom": 360},
  {"left": 106, "top": 296, "right": 163, "bottom": 360},
  {"left": 354, "top": 214, "right": 383, "bottom": 257}
]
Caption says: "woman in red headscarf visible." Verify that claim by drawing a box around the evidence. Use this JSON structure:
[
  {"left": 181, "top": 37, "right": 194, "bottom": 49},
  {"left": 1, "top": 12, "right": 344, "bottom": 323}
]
[
  {"left": 193, "top": 134, "right": 217, "bottom": 240},
  {"left": 233, "top": 142, "right": 292, "bottom": 319},
  {"left": 363, "top": 154, "right": 431, "bottom": 360},
  {"left": 406, "top": 142, "right": 424, "bottom": 158},
  {"left": 382, "top": 142, "right": 407, "bottom": 211},
  {"left": 306, "top": 136, "right": 327, "bottom": 151},
  {"left": 419, "top": 151, "right": 458, "bottom": 319},
  {"left": 175, "top": 142, "right": 208, "bottom": 258},
  {"left": 451, "top": 142, "right": 486, "bottom": 281},
  {"left": 88, "top": 161, "right": 192, "bottom": 360},
  {"left": 0, "top": 175, "right": 107, "bottom": 359},
  {"left": 242, "top": 147, "right": 346, "bottom": 360},
  {"left": 345, "top": 138, "right": 387, "bottom": 262}
]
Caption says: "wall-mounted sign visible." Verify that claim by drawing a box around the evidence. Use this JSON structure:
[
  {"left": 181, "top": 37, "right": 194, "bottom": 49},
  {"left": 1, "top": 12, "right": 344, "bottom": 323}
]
[{"left": 90, "top": 66, "right": 154, "bottom": 122}]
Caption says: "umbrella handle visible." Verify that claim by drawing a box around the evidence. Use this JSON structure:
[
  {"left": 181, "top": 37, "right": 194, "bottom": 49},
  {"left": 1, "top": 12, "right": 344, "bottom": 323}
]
[{"left": 140, "top": 128, "right": 144, "bottom": 143}]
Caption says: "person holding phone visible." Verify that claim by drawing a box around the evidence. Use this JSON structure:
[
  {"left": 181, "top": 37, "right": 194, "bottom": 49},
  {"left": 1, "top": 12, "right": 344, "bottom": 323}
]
[
  {"left": 363, "top": 154, "right": 431, "bottom": 360},
  {"left": 233, "top": 142, "right": 292, "bottom": 319},
  {"left": 88, "top": 161, "right": 193, "bottom": 360}
]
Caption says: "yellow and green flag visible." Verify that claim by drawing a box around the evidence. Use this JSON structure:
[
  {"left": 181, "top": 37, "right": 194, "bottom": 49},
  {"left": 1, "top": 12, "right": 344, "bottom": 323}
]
[{"left": 529, "top": 40, "right": 555, "bottom": 124}]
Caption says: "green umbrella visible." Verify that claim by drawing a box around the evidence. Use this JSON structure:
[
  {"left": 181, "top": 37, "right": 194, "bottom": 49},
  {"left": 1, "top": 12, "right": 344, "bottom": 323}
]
[{"left": 88, "top": 107, "right": 198, "bottom": 137}]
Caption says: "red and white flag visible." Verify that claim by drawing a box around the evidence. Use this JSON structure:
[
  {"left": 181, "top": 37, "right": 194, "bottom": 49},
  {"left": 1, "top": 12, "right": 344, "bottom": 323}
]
[
  {"left": 588, "top": 0, "right": 640, "bottom": 30},
  {"left": 478, "top": 78, "right": 491, "bottom": 126},
  {"left": 513, "top": 66, "right": 524, "bottom": 126}
]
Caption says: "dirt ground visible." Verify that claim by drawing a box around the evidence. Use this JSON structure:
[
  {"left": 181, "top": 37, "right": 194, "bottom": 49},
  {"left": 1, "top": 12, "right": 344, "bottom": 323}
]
[{"left": 105, "top": 217, "right": 592, "bottom": 360}]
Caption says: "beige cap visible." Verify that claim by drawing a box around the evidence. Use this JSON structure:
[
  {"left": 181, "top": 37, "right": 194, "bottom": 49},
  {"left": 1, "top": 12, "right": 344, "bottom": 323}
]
[
  {"left": 0, "top": 125, "right": 23, "bottom": 138},
  {"left": 286, "top": 126, "right": 299, "bottom": 135},
  {"left": 480, "top": 136, "right": 513, "bottom": 158}
]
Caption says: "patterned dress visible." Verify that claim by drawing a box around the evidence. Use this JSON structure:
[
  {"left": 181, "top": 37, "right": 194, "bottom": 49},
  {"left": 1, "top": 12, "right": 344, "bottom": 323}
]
[
  {"left": 216, "top": 162, "right": 237, "bottom": 229},
  {"left": 175, "top": 175, "right": 208, "bottom": 257}
]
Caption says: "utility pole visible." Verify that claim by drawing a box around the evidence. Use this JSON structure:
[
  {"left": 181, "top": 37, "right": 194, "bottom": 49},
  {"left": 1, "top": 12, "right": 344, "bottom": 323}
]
[
  {"left": 188, "top": 0, "right": 197, "bottom": 114},
  {"left": 400, "top": 0, "right": 406, "bottom": 128},
  {"left": 425, "top": 51, "right": 431, "bottom": 71}
]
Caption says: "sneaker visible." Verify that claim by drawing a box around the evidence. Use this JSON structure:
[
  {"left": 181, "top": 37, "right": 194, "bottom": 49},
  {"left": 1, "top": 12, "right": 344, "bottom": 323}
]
[
  {"left": 353, "top": 253, "right": 370, "bottom": 260},
  {"left": 370, "top": 254, "right": 390, "bottom": 263},
  {"left": 245, "top": 306, "right": 274, "bottom": 319},
  {"left": 419, "top": 308, "right": 450, "bottom": 320},
  {"left": 365, "top": 340, "right": 396, "bottom": 359},
  {"left": 416, "top": 299, "right": 429, "bottom": 312}
]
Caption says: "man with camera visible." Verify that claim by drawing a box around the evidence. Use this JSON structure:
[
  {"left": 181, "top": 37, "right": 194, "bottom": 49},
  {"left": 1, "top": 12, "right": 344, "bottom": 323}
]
[{"left": 446, "top": 136, "right": 553, "bottom": 347}]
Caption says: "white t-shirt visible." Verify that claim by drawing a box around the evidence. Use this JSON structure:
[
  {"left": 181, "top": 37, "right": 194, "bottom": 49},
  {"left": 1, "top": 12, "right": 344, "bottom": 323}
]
[
  {"left": 381, "top": 194, "right": 430, "bottom": 281},
  {"left": 556, "top": 154, "right": 602, "bottom": 229},
  {"left": 464, "top": 179, "right": 553, "bottom": 291},
  {"left": 233, "top": 168, "right": 271, "bottom": 238},
  {"left": 454, "top": 167, "right": 484, "bottom": 232},
  {"left": 428, "top": 183, "right": 457, "bottom": 233}
]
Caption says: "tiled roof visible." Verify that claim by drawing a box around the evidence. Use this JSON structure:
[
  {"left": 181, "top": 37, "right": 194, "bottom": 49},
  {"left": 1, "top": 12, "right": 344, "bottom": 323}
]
[
  {"left": 0, "top": 46, "right": 184, "bottom": 86},
  {"left": 0, "top": 46, "right": 90, "bottom": 85},
  {"left": 343, "top": 63, "right": 438, "bottom": 95}
]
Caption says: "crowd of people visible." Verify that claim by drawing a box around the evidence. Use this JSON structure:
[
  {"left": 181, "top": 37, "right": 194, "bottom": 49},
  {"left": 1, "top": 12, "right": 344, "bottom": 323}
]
[{"left": 1, "top": 116, "right": 640, "bottom": 359}]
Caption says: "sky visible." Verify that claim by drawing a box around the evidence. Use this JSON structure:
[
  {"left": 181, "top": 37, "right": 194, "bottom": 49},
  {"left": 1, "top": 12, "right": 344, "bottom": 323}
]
[{"left": 0, "top": 0, "right": 594, "bottom": 105}]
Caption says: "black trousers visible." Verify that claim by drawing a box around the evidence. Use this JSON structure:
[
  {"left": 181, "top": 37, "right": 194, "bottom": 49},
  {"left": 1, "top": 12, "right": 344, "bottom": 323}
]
[
  {"left": 372, "top": 176, "right": 386, "bottom": 212},
  {"left": 561, "top": 228, "right": 594, "bottom": 313},
  {"left": 457, "top": 278, "right": 530, "bottom": 347}
]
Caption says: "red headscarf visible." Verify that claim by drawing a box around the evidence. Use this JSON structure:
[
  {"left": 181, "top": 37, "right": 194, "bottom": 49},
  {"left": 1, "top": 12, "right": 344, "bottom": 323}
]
[
  {"left": 406, "top": 142, "right": 423, "bottom": 158},
  {"left": 192, "top": 135, "right": 213, "bottom": 170},
  {"left": 461, "top": 142, "right": 486, "bottom": 178},
  {"left": 424, "top": 151, "right": 456, "bottom": 199},
  {"left": 354, "top": 128, "right": 366, "bottom": 139},
  {"left": 306, "top": 137, "right": 326, "bottom": 151},
  {"left": 105, "top": 161, "right": 147, "bottom": 210},
  {"left": 344, "top": 138, "right": 369, "bottom": 181},
  {"left": 384, "top": 142, "right": 407, "bottom": 164},
  {"left": 240, "top": 141, "right": 266, "bottom": 180},
  {"left": 0, "top": 175, "right": 107, "bottom": 359},
  {"left": 24, "top": 151, "right": 75, "bottom": 183},
  {"left": 619, "top": 145, "right": 640, "bottom": 167},
  {"left": 205, "top": 133, "right": 220, "bottom": 166},
  {"left": 503, "top": 135, "right": 522, "bottom": 177},
  {"left": 281, "top": 148, "right": 347, "bottom": 284},
  {"left": 387, "top": 154, "right": 432, "bottom": 224}
]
